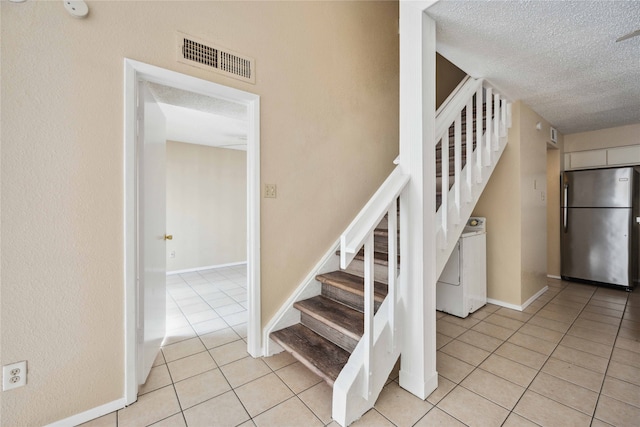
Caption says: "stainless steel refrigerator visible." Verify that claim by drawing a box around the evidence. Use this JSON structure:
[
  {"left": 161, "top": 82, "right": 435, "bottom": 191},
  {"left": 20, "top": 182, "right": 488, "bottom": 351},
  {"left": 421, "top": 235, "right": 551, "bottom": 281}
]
[{"left": 561, "top": 166, "right": 639, "bottom": 289}]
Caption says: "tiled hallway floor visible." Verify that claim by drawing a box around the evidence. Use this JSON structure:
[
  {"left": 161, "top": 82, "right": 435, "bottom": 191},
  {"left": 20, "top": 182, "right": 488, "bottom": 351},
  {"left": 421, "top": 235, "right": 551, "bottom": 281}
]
[{"left": 83, "top": 271, "right": 640, "bottom": 427}]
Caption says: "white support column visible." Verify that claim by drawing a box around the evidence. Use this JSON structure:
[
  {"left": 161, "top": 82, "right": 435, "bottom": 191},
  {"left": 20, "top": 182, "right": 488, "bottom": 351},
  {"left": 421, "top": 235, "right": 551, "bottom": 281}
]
[{"left": 398, "top": 1, "right": 438, "bottom": 400}]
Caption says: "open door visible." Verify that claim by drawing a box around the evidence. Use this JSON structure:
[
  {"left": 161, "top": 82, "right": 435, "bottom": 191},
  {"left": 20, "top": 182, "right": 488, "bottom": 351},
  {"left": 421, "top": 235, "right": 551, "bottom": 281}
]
[{"left": 137, "top": 82, "right": 168, "bottom": 385}]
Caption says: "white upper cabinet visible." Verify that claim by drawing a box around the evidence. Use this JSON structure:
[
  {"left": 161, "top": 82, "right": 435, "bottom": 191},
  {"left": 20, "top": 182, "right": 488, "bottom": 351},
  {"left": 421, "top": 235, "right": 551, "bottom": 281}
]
[{"left": 564, "top": 145, "right": 640, "bottom": 170}]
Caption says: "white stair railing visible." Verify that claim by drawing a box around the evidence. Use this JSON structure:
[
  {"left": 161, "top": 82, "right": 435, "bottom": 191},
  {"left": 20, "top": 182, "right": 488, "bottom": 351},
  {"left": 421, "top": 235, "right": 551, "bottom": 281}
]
[
  {"left": 333, "top": 165, "right": 408, "bottom": 426},
  {"left": 330, "top": 76, "right": 510, "bottom": 427},
  {"left": 434, "top": 77, "right": 511, "bottom": 276}
]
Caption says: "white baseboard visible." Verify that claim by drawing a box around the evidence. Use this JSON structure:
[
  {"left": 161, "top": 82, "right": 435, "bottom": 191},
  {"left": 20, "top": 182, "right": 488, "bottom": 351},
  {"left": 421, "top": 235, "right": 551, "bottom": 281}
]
[
  {"left": 46, "top": 398, "right": 126, "bottom": 427},
  {"left": 486, "top": 298, "right": 522, "bottom": 311},
  {"left": 487, "top": 286, "right": 548, "bottom": 312},
  {"left": 521, "top": 286, "right": 548, "bottom": 310},
  {"left": 547, "top": 274, "right": 562, "bottom": 280},
  {"left": 167, "top": 261, "right": 247, "bottom": 275}
]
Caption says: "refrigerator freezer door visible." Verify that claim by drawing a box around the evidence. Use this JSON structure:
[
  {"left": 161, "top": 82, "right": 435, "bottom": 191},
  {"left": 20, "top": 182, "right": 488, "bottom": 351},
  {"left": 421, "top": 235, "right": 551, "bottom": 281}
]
[
  {"left": 561, "top": 207, "right": 632, "bottom": 286},
  {"left": 563, "top": 167, "right": 633, "bottom": 208}
]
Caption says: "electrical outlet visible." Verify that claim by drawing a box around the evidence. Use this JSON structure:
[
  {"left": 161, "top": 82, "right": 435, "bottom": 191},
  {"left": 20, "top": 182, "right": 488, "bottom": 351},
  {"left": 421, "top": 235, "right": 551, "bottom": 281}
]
[
  {"left": 264, "top": 184, "right": 277, "bottom": 198},
  {"left": 3, "top": 361, "right": 27, "bottom": 391}
]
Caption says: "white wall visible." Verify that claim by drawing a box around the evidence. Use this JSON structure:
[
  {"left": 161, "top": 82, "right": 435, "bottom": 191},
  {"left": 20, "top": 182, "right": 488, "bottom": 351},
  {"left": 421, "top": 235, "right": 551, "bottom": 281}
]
[
  {"left": 564, "top": 123, "right": 640, "bottom": 153},
  {"left": 166, "top": 141, "right": 246, "bottom": 272}
]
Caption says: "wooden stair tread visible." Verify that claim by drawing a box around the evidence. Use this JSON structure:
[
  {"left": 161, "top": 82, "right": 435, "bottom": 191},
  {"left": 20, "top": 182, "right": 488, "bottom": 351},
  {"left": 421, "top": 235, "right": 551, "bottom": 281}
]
[
  {"left": 295, "top": 295, "right": 363, "bottom": 341},
  {"left": 336, "top": 248, "right": 398, "bottom": 266},
  {"left": 353, "top": 250, "right": 400, "bottom": 266},
  {"left": 270, "top": 323, "right": 350, "bottom": 386},
  {"left": 316, "top": 271, "right": 387, "bottom": 302}
]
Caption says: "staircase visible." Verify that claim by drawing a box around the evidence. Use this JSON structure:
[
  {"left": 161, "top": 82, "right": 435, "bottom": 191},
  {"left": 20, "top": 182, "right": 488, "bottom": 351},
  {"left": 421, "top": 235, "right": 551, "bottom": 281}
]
[
  {"left": 267, "top": 76, "right": 511, "bottom": 426},
  {"left": 271, "top": 203, "right": 396, "bottom": 370}
]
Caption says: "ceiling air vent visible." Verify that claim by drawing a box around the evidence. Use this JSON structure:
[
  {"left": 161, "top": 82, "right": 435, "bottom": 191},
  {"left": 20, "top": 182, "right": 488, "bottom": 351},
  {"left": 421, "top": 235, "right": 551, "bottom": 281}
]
[{"left": 176, "top": 31, "right": 255, "bottom": 84}]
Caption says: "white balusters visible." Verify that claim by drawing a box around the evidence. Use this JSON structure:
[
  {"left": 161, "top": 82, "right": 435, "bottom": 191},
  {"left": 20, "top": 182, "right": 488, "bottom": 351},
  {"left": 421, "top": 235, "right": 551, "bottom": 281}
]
[
  {"left": 485, "top": 87, "right": 493, "bottom": 164},
  {"left": 500, "top": 98, "right": 507, "bottom": 138},
  {"left": 441, "top": 133, "right": 449, "bottom": 240},
  {"left": 465, "top": 100, "right": 473, "bottom": 198},
  {"left": 493, "top": 93, "right": 500, "bottom": 150},
  {"left": 453, "top": 115, "right": 462, "bottom": 222},
  {"left": 475, "top": 86, "right": 483, "bottom": 180},
  {"left": 387, "top": 200, "right": 398, "bottom": 352},
  {"left": 362, "top": 232, "right": 374, "bottom": 399}
]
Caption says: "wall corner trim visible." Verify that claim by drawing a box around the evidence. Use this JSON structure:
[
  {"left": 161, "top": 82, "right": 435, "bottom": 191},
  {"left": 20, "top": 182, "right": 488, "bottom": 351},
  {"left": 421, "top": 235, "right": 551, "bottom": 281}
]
[{"left": 45, "top": 398, "right": 126, "bottom": 427}]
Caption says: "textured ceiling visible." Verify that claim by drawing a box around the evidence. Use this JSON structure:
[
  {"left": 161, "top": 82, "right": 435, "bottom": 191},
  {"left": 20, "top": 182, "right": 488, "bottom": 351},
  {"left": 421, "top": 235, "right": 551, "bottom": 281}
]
[
  {"left": 147, "top": 82, "right": 248, "bottom": 150},
  {"left": 427, "top": 0, "right": 640, "bottom": 134}
]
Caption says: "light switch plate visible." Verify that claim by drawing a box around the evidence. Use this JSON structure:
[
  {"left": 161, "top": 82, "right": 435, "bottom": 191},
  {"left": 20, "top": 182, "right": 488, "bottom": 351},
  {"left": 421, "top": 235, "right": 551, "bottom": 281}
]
[{"left": 265, "top": 184, "right": 277, "bottom": 198}]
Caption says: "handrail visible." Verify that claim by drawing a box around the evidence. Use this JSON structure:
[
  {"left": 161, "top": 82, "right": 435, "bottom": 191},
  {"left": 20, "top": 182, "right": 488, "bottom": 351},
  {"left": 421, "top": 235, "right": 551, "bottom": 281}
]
[
  {"left": 435, "top": 77, "right": 483, "bottom": 142},
  {"left": 340, "top": 165, "right": 409, "bottom": 269},
  {"left": 435, "top": 75, "right": 471, "bottom": 117},
  {"left": 339, "top": 163, "right": 407, "bottom": 402}
]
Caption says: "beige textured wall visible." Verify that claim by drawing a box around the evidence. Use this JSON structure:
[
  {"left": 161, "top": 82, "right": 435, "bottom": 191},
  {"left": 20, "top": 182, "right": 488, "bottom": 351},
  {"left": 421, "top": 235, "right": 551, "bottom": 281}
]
[
  {"left": 518, "top": 105, "right": 550, "bottom": 302},
  {"left": 472, "top": 101, "right": 550, "bottom": 306},
  {"left": 436, "top": 53, "right": 466, "bottom": 108},
  {"left": 166, "top": 142, "right": 247, "bottom": 272},
  {"left": 0, "top": 1, "right": 399, "bottom": 425},
  {"left": 473, "top": 102, "right": 523, "bottom": 305},
  {"left": 564, "top": 123, "right": 640, "bottom": 153}
]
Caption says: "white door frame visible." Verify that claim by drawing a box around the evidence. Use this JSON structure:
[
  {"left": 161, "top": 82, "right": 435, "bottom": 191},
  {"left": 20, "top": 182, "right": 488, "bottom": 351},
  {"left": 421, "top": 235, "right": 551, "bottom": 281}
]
[{"left": 123, "top": 59, "right": 261, "bottom": 404}]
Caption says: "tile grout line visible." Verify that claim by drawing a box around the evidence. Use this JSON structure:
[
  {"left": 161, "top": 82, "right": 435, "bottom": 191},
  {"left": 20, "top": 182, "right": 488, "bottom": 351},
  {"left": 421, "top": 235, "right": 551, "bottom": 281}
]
[
  {"left": 590, "top": 290, "right": 632, "bottom": 425},
  {"left": 506, "top": 283, "right": 598, "bottom": 424},
  {"left": 436, "top": 281, "right": 619, "bottom": 426}
]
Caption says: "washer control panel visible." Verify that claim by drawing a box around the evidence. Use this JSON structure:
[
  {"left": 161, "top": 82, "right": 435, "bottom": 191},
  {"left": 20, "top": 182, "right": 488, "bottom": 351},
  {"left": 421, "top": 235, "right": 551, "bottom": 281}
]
[{"left": 465, "top": 217, "right": 486, "bottom": 233}]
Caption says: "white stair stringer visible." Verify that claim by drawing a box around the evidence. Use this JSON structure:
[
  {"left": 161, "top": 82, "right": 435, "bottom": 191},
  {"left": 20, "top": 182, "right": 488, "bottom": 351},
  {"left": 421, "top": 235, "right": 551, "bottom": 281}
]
[{"left": 331, "top": 294, "right": 402, "bottom": 426}]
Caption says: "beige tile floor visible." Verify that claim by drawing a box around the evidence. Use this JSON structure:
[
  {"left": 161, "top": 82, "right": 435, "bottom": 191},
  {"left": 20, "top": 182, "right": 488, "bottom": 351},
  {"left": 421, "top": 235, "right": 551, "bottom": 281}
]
[{"left": 82, "top": 271, "right": 640, "bottom": 427}]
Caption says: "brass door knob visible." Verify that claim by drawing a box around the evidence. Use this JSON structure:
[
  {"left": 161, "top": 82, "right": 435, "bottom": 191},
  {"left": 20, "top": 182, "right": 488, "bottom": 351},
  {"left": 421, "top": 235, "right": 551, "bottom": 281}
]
[{"left": 164, "top": 234, "right": 173, "bottom": 240}]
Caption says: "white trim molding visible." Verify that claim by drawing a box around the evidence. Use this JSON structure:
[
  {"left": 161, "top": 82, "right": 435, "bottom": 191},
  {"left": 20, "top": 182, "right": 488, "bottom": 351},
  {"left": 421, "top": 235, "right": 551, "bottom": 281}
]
[
  {"left": 45, "top": 398, "right": 126, "bottom": 427},
  {"left": 167, "top": 261, "right": 247, "bottom": 275},
  {"left": 123, "top": 58, "right": 261, "bottom": 405},
  {"left": 547, "top": 274, "right": 562, "bottom": 280},
  {"left": 487, "top": 286, "right": 548, "bottom": 312}
]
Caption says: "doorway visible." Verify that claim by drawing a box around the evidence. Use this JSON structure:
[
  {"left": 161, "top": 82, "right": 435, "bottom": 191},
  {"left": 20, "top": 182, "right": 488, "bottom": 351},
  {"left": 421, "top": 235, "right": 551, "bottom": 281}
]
[{"left": 123, "top": 59, "right": 261, "bottom": 404}]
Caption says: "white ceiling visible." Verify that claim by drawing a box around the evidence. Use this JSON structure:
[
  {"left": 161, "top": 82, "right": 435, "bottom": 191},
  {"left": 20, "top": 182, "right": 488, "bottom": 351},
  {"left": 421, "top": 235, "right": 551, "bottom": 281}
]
[
  {"left": 146, "top": 82, "right": 248, "bottom": 150},
  {"left": 426, "top": 0, "right": 640, "bottom": 135}
]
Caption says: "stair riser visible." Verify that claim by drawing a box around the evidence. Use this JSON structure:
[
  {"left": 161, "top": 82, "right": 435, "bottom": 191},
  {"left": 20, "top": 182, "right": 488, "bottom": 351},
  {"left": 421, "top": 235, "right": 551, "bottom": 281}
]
[
  {"left": 321, "top": 282, "right": 383, "bottom": 313},
  {"left": 343, "top": 259, "right": 390, "bottom": 285},
  {"left": 300, "top": 312, "right": 358, "bottom": 353},
  {"left": 374, "top": 236, "right": 397, "bottom": 253}
]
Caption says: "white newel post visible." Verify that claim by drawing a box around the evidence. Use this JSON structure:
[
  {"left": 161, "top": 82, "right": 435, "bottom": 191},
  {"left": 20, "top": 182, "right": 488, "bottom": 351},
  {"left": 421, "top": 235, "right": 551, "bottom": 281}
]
[{"left": 398, "top": 1, "right": 439, "bottom": 400}]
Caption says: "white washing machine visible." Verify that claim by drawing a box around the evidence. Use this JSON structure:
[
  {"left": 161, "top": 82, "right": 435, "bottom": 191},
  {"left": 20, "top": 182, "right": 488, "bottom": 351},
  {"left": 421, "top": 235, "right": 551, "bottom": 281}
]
[{"left": 436, "top": 217, "right": 487, "bottom": 318}]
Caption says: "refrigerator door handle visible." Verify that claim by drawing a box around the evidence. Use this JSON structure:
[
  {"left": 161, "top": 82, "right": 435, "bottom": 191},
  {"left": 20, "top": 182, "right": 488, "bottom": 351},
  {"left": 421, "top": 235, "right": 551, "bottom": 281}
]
[{"left": 563, "top": 184, "right": 569, "bottom": 231}]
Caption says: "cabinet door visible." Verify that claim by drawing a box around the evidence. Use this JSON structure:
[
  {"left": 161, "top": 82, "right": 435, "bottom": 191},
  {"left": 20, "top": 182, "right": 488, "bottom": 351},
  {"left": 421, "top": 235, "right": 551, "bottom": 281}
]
[
  {"left": 608, "top": 146, "right": 640, "bottom": 166},
  {"left": 569, "top": 150, "right": 607, "bottom": 169}
]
